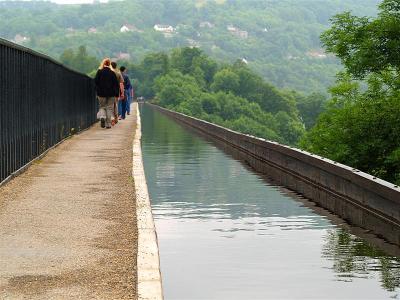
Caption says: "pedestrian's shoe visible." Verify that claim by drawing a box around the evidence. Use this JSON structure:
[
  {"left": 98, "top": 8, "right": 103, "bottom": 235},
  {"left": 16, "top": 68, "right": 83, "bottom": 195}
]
[
  {"left": 127, "top": 112, "right": 130, "bottom": 115},
  {"left": 106, "top": 126, "right": 111, "bottom": 129},
  {"left": 111, "top": 119, "right": 116, "bottom": 126},
  {"left": 100, "top": 118, "right": 105, "bottom": 128}
]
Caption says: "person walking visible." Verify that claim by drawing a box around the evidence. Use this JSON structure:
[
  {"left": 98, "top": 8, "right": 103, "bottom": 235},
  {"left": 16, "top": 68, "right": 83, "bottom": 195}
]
[
  {"left": 94, "top": 58, "right": 119, "bottom": 129},
  {"left": 110, "top": 61, "right": 124, "bottom": 122},
  {"left": 120, "top": 66, "right": 132, "bottom": 118}
]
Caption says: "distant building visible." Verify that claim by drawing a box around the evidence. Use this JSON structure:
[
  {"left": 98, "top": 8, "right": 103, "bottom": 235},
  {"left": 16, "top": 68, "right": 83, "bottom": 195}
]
[
  {"left": 120, "top": 24, "right": 143, "bottom": 33},
  {"left": 227, "top": 25, "right": 248, "bottom": 39},
  {"left": 153, "top": 24, "right": 174, "bottom": 33},
  {"left": 241, "top": 58, "right": 248, "bottom": 64},
  {"left": 186, "top": 39, "right": 200, "bottom": 48},
  {"left": 88, "top": 27, "right": 98, "bottom": 34},
  {"left": 227, "top": 25, "right": 236, "bottom": 32},
  {"left": 199, "top": 21, "right": 214, "bottom": 28},
  {"left": 116, "top": 52, "right": 131, "bottom": 60},
  {"left": 236, "top": 30, "right": 248, "bottom": 39},
  {"left": 287, "top": 55, "right": 300, "bottom": 60},
  {"left": 307, "top": 50, "right": 327, "bottom": 59},
  {"left": 13, "top": 34, "right": 30, "bottom": 44},
  {"left": 120, "top": 25, "right": 130, "bottom": 33}
]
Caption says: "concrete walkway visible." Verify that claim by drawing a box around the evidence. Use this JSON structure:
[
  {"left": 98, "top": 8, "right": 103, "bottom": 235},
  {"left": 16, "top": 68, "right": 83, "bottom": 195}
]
[{"left": 0, "top": 105, "right": 138, "bottom": 299}]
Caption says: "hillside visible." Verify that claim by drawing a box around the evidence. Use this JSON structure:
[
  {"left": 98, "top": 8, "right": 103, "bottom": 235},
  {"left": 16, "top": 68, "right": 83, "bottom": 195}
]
[{"left": 0, "top": 0, "right": 379, "bottom": 92}]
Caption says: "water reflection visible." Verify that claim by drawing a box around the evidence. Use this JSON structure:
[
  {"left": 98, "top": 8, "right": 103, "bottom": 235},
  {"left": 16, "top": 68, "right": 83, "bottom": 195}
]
[
  {"left": 323, "top": 229, "right": 400, "bottom": 292},
  {"left": 140, "top": 104, "right": 400, "bottom": 299}
]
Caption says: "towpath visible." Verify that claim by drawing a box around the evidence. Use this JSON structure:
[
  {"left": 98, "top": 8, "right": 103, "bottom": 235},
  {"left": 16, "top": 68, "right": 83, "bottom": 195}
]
[{"left": 0, "top": 104, "right": 138, "bottom": 299}]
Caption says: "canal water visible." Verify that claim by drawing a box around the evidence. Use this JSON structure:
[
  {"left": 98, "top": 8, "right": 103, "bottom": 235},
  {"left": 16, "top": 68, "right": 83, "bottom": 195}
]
[{"left": 140, "top": 104, "right": 400, "bottom": 300}]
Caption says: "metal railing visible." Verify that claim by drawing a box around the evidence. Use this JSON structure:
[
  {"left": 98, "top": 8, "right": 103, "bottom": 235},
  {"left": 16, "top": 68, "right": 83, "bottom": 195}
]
[{"left": 0, "top": 38, "right": 97, "bottom": 183}]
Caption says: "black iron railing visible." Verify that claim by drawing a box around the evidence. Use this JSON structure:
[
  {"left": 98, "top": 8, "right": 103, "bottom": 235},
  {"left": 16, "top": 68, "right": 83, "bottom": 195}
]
[{"left": 0, "top": 38, "right": 97, "bottom": 183}]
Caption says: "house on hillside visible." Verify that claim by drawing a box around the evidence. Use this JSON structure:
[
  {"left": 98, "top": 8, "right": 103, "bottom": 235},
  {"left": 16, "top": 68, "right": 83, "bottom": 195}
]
[
  {"left": 13, "top": 34, "right": 30, "bottom": 44},
  {"left": 120, "top": 25, "right": 130, "bottom": 33},
  {"left": 199, "top": 21, "right": 214, "bottom": 28},
  {"left": 287, "top": 55, "right": 300, "bottom": 60},
  {"left": 227, "top": 25, "right": 236, "bottom": 32},
  {"left": 88, "top": 27, "right": 98, "bottom": 34},
  {"left": 306, "top": 50, "right": 327, "bottom": 59},
  {"left": 186, "top": 39, "right": 200, "bottom": 48},
  {"left": 65, "top": 27, "right": 77, "bottom": 37},
  {"left": 153, "top": 24, "right": 174, "bottom": 33},
  {"left": 227, "top": 25, "right": 248, "bottom": 39},
  {"left": 116, "top": 52, "right": 131, "bottom": 60},
  {"left": 120, "top": 24, "right": 143, "bottom": 33},
  {"left": 154, "top": 24, "right": 175, "bottom": 38}
]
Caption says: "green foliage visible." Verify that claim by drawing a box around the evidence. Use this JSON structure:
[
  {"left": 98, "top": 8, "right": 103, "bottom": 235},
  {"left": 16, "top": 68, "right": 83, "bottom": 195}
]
[
  {"left": 0, "top": 0, "right": 379, "bottom": 93},
  {"left": 323, "top": 228, "right": 400, "bottom": 292},
  {"left": 144, "top": 47, "right": 306, "bottom": 145},
  {"left": 302, "top": 74, "right": 400, "bottom": 184},
  {"left": 211, "top": 69, "right": 240, "bottom": 93},
  {"left": 302, "top": 0, "right": 400, "bottom": 184},
  {"left": 295, "top": 92, "right": 327, "bottom": 129},
  {"left": 59, "top": 45, "right": 99, "bottom": 74},
  {"left": 154, "top": 70, "right": 201, "bottom": 108},
  {"left": 321, "top": 0, "right": 400, "bottom": 78},
  {"left": 132, "top": 52, "right": 170, "bottom": 98}
]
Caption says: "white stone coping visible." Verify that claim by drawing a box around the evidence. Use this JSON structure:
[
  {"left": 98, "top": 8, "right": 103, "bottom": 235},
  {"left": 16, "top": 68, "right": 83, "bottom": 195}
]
[{"left": 133, "top": 103, "right": 164, "bottom": 300}]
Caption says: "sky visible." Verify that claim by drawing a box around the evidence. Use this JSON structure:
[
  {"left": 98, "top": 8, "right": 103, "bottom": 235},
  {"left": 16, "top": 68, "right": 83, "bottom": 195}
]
[
  {"left": 48, "top": 0, "right": 108, "bottom": 4},
  {"left": 51, "top": 0, "right": 91, "bottom": 3}
]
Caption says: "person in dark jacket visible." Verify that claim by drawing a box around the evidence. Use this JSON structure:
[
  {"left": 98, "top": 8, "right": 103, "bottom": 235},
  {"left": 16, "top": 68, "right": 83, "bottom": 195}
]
[{"left": 94, "top": 58, "right": 119, "bottom": 128}]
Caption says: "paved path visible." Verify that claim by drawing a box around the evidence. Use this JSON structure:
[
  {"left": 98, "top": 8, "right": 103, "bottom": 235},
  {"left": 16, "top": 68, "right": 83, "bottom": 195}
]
[{"left": 0, "top": 104, "right": 138, "bottom": 299}]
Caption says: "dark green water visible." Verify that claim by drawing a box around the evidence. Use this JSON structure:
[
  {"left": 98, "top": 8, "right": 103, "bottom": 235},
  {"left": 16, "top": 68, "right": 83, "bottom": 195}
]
[{"left": 140, "top": 104, "right": 400, "bottom": 300}]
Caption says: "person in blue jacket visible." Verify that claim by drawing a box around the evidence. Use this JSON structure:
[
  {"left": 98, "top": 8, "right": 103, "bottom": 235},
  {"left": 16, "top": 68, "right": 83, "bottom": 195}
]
[{"left": 120, "top": 66, "right": 133, "bottom": 117}]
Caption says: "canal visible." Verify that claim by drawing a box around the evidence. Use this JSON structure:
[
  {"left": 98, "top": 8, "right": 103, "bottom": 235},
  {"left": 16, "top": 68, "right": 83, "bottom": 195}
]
[{"left": 140, "top": 104, "right": 400, "bottom": 300}]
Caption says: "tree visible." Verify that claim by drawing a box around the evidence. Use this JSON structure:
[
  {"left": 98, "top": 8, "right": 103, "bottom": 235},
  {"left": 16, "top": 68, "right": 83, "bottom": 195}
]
[
  {"left": 170, "top": 47, "right": 203, "bottom": 75},
  {"left": 137, "top": 52, "right": 170, "bottom": 98},
  {"left": 59, "top": 45, "right": 99, "bottom": 74},
  {"left": 295, "top": 92, "right": 327, "bottom": 129},
  {"left": 302, "top": 68, "right": 400, "bottom": 184},
  {"left": 321, "top": 0, "right": 400, "bottom": 79},
  {"left": 211, "top": 69, "right": 240, "bottom": 93},
  {"left": 301, "top": 0, "right": 400, "bottom": 184},
  {"left": 154, "top": 70, "right": 201, "bottom": 108}
]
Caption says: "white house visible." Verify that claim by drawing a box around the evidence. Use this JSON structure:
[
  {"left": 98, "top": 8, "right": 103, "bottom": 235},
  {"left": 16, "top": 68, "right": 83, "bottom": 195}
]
[
  {"left": 199, "top": 21, "right": 214, "bottom": 28},
  {"left": 120, "top": 25, "right": 130, "bottom": 33},
  {"left": 153, "top": 24, "right": 174, "bottom": 33},
  {"left": 120, "top": 24, "right": 142, "bottom": 33},
  {"left": 13, "top": 34, "right": 30, "bottom": 44}
]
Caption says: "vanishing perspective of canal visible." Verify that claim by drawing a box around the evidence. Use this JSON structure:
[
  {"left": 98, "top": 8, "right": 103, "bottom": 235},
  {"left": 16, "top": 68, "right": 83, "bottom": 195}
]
[{"left": 140, "top": 104, "right": 400, "bottom": 300}]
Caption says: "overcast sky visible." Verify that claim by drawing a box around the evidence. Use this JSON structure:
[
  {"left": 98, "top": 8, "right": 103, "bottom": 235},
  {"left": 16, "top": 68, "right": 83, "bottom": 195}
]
[
  {"left": 51, "top": 0, "right": 91, "bottom": 3},
  {"left": 49, "top": 0, "right": 108, "bottom": 4}
]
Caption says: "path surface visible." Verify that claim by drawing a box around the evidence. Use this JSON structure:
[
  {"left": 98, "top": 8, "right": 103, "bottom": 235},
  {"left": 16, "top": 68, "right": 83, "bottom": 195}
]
[{"left": 0, "top": 104, "right": 138, "bottom": 299}]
